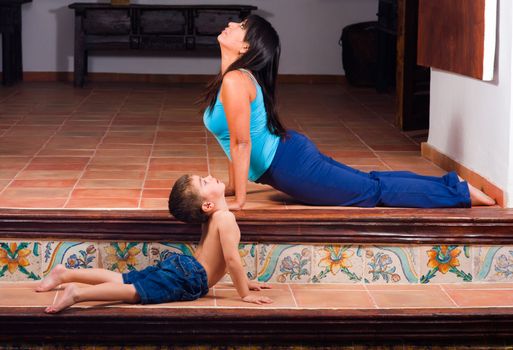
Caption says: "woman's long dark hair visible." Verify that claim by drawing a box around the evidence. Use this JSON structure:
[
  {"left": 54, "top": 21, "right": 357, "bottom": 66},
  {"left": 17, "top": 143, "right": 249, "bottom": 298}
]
[{"left": 200, "top": 15, "right": 286, "bottom": 137}]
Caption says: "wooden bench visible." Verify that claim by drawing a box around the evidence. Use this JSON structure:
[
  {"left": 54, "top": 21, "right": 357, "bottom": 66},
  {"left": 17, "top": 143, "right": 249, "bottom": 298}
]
[
  {"left": 68, "top": 3, "right": 257, "bottom": 87},
  {"left": 0, "top": 0, "right": 32, "bottom": 86}
]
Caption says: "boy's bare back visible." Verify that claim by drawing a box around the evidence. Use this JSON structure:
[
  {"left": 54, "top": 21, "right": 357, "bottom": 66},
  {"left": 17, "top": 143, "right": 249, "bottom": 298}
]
[{"left": 194, "top": 210, "right": 239, "bottom": 288}]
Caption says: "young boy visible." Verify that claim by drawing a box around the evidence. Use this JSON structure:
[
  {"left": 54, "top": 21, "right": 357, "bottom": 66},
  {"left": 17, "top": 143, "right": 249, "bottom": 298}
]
[{"left": 36, "top": 174, "right": 272, "bottom": 313}]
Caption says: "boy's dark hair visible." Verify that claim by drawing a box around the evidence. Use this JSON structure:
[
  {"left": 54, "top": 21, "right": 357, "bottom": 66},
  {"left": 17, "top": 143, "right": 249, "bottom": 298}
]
[{"left": 169, "top": 174, "right": 209, "bottom": 224}]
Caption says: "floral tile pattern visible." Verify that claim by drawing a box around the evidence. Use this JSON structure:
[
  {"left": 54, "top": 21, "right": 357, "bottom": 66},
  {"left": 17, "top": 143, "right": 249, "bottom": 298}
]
[
  {"left": 257, "top": 244, "right": 312, "bottom": 283},
  {"left": 0, "top": 241, "right": 41, "bottom": 281},
  {"left": 239, "top": 243, "right": 257, "bottom": 280},
  {"left": 419, "top": 245, "right": 472, "bottom": 283},
  {"left": 99, "top": 242, "right": 149, "bottom": 273},
  {"left": 474, "top": 246, "right": 513, "bottom": 282},
  {"left": 310, "top": 245, "right": 362, "bottom": 283},
  {"left": 5, "top": 240, "right": 513, "bottom": 286},
  {"left": 41, "top": 241, "right": 99, "bottom": 275},
  {"left": 149, "top": 242, "right": 197, "bottom": 265},
  {"left": 221, "top": 243, "right": 258, "bottom": 283},
  {"left": 363, "top": 246, "right": 419, "bottom": 284}
]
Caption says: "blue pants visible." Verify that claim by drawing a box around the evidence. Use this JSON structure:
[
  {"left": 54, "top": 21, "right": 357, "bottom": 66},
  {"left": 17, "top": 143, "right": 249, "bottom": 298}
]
[
  {"left": 122, "top": 253, "right": 209, "bottom": 304},
  {"left": 256, "top": 130, "right": 471, "bottom": 208}
]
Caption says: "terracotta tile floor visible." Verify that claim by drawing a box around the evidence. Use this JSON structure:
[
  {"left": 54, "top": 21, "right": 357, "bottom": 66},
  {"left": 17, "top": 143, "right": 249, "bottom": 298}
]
[
  {"left": 0, "top": 81, "right": 438, "bottom": 210},
  {"left": 3, "top": 281, "right": 513, "bottom": 310}
]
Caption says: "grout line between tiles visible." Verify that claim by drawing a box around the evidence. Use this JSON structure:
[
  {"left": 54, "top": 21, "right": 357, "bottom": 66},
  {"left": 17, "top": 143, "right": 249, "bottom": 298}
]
[
  {"left": 439, "top": 284, "right": 461, "bottom": 307},
  {"left": 363, "top": 284, "right": 380, "bottom": 309},
  {"left": 287, "top": 283, "right": 298, "bottom": 308},
  {"left": 0, "top": 93, "right": 91, "bottom": 199},
  {"left": 137, "top": 92, "right": 164, "bottom": 209},
  {"left": 62, "top": 90, "right": 127, "bottom": 208}
]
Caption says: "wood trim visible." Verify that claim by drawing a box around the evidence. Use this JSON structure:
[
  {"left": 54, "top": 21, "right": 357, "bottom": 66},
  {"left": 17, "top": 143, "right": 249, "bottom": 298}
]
[
  {"left": 21, "top": 72, "right": 345, "bottom": 84},
  {"left": 0, "top": 207, "right": 512, "bottom": 244},
  {"left": 2, "top": 306, "right": 513, "bottom": 343},
  {"left": 422, "top": 142, "right": 505, "bottom": 207}
]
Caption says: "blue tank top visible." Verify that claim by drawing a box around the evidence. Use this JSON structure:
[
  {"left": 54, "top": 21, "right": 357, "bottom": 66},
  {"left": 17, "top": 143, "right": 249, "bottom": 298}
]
[{"left": 203, "top": 69, "right": 280, "bottom": 181}]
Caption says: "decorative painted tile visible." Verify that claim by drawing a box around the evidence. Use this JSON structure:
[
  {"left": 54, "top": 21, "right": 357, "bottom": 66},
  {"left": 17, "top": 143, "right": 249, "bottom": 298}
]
[
  {"left": 257, "top": 244, "right": 312, "bottom": 283},
  {"left": 419, "top": 245, "right": 472, "bottom": 283},
  {"left": 41, "top": 241, "right": 99, "bottom": 276},
  {"left": 363, "top": 246, "right": 419, "bottom": 284},
  {"left": 310, "top": 244, "right": 362, "bottom": 283},
  {"left": 149, "top": 242, "right": 197, "bottom": 265},
  {"left": 99, "top": 242, "right": 149, "bottom": 273},
  {"left": 239, "top": 243, "right": 257, "bottom": 280},
  {"left": 220, "top": 243, "right": 258, "bottom": 283},
  {"left": 0, "top": 241, "right": 41, "bottom": 281},
  {"left": 474, "top": 246, "right": 513, "bottom": 282}
]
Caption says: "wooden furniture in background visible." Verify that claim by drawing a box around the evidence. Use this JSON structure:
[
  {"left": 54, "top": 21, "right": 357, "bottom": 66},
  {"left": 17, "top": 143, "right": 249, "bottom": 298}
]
[
  {"left": 68, "top": 3, "right": 257, "bottom": 87},
  {"left": 0, "top": 0, "right": 32, "bottom": 86},
  {"left": 417, "top": 0, "right": 496, "bottom": 81},
  {"left": 396, "top": 0, "right": 430, "bottom": 131}
]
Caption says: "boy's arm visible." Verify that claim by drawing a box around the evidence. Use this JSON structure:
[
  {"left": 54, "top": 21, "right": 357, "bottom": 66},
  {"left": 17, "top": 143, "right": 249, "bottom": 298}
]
[
  {"left": 218, "top": 212, "right": 272, "bottom": 304},
  {"left": 218, "top": 211, "right": 250, "bottom": 298}
]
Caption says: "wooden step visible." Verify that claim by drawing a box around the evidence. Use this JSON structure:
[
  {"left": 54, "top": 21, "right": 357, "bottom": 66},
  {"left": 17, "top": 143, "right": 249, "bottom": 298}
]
[
  {"left": 2, "top": 207, "right": 513, "bottom": 345},
  {"left": 2, "top": 304, "right": 513, "bottom": 344},
  {"left": 1, "top": 207, "right": 512, "bottom": 244}
]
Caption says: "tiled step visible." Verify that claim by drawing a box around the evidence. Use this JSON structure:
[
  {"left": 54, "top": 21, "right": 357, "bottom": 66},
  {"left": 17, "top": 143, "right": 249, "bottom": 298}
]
[
  {"left": 2, "top": 208, "right": 513, "bottom": 285},
  {"left": 2, "top": 208, "right": 513, "bottom": 344},
  {"left": 2, "top": 282, "right": 513, "bottom": 344}
]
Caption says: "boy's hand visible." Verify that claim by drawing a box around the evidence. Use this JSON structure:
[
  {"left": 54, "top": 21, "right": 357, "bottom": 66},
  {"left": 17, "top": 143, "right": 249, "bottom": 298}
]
[
  {"left": 242, "top": 294, "right": 273, "bottom": 305},
  {"left": 248, "top": 281, "right": 272, "bottom": 291}
]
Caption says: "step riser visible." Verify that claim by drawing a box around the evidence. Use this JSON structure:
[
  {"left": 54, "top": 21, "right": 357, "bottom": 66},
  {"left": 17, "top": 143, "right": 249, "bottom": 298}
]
[{"left": 1, "top": 239, "right": 512, "bottom": 285}]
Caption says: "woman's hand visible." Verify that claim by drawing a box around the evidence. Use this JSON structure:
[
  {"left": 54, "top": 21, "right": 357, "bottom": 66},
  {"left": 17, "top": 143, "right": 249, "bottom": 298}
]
[
  {"left": 225, "top": 186, "right": 236, "bottom": 197},
  {"left": 227, "top": 199, "right": 245, "bottom": 211}
]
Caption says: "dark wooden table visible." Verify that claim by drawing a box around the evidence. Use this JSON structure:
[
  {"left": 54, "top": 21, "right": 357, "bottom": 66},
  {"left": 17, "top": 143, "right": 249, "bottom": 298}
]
[
  {"left": 0, "top": 0, "right": 32, "bottom": 86},
  {"left": 68, "top": 3, "right": 257, "bottom": 87}
]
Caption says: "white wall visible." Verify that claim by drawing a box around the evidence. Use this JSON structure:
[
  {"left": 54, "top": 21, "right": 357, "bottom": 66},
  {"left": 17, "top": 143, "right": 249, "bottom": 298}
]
[
  {"left": 428, "top": 0, "right": 513, "bottom": 206},
  {"left": 2, "top": 0, "right": 378, "bottom": 75}
]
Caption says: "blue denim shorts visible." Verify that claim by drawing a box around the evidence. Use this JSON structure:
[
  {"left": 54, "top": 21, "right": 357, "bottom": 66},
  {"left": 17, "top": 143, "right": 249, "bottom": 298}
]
[{"left": 122, "top": 253, "right": 209, "bottom": 305}]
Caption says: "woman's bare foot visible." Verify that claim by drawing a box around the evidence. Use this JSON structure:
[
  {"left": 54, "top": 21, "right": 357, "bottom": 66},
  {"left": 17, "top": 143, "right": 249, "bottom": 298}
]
[
  {"left": 457, "top": 175, "right": 495, "bottom": 206},
  {"left": 45, "top": 283, "right": 78, "bottom": 314},
  {"left": 468, "top": 183, "right": 495, "bottom": 206},
  {"left": 36, "top": 264, "right": 66, "bottom": 292}
]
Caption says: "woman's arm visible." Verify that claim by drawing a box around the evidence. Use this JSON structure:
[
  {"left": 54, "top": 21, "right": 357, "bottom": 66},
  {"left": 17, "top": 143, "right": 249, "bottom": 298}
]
[
  {"left": 225, "top": 159, "right": 235, "bottom": 196},
  {"left": 221, "top": 71, "right": 252, "bottom": 210}
]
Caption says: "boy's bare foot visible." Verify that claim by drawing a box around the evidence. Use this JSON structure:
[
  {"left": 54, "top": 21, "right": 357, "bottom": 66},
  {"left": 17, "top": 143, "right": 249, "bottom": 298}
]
[
  {"left": 36, "top": 264, "right": 66, "bottom": 292},
  {"left": 45, "top": 283, "right": 78, "bottom": 314},
  {"left": 469, "top": 184, "right": 496, "bottom": 206}
]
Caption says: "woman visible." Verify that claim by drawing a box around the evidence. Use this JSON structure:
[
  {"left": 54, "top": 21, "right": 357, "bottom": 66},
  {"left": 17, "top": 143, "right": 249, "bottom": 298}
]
[{"left": 201, "top": 15, "right": 494, "bottom": 210}]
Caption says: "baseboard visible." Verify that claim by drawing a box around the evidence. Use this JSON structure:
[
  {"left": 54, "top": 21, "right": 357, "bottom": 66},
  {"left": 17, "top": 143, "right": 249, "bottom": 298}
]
[
  {"left": 19, "top": 72, "right": 346, "bottom": 84},
  {"left": 421, "top": 142, "right": 505, "bottom": 207}
]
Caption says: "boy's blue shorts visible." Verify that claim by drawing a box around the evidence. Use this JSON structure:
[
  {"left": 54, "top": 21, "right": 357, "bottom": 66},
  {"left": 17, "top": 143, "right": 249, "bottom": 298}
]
[{"left": 122, "top": 253, "right": 209, "bottom": 304}]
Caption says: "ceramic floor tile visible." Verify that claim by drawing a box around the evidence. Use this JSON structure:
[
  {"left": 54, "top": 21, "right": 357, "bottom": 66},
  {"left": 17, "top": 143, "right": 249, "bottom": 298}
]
[
  {"left": 369, "top": 288, "right": 457, "bottom": 308},
  {"left": 296, "top": 289, "right": 377, "bottom": 309},
  {"left": 445, "top": 289, "right": 513, "bottom": 307},
  {"left": 0, "top": 287, "right": 57, "bottom": 307},
  {"left": 291, "top": 284, "right": 367, "bottom": 291},
  {"left": 0, "top": 81, "right": 436, "bottom": 210},
  {"left": 72, "top": 188, "right": 142, "bottom": 198},
  {"left": 75, "top": 179, "right": 144, "bottom": 189},
  {"left": 65, "top": 197, "right": 140, "bottom": 209},
  {"left": 0, "top": 196, "right": 68, "bottom": 208},
  {"left": 140, "top": 198, "right": 168, "bottom": 209},
  {"left": 441, "top": 283, "right": 513, "bottom": 290}
]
